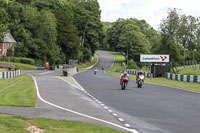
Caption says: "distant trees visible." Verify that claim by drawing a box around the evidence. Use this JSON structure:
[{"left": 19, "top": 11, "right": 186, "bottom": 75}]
[
  {"left": 159, "top": 8, "right": 200, "bottom": 63},
  {"left": 103, "top": 8, "right": 200, "bottom": 65},
  {"left": 106, "top": 18, "right": 160, "bottom": 61},
  {"left": 1, "top": 0, "right": 199, "bottom": 66}
]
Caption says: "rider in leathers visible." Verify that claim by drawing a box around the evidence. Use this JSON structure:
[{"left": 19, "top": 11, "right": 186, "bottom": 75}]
[
  {"left": 136, "top": 70, "right": 144, "bottom": 83},
  {"left": 120, "top": 71, "right": 129, "bottom": 85}
]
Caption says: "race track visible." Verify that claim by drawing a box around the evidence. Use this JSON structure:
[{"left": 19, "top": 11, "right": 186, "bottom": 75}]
[{"left": 74, "top": 51, "right": 200, "bottom": 133}]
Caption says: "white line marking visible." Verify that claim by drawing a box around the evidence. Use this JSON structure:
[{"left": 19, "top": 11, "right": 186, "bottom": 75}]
[
  {"left": 59, "top": 77, "right": 82, "bottom": 91},
  {"left": 39, "top": 71, "right": 54, "bottom": 75},
  {"left": 104, "top": 107, "right": 108, "bottom": 109},
  {"left": 113, "top": 113, "right": 118, "bottom": 116},
  {"left": 108, "top": 110, "right": 113, "bottom": 113},
  {"left": 32, "top": 76, "right": 139, "bottom": 133},
  {"left": 119, "top": 118, "right": 124, "bottom": 122},
  {"left": 101, "top": 104, "right": 104, "bottom": 106},
  {"left": 125, "top": 124, "right": 131, "bottom": 128},
  {"left": 72, "top": 77, "right": 85, "bottom": 91}
]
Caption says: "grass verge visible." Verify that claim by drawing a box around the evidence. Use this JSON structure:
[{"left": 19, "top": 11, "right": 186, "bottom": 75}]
[
  {"left": 0, "top": 61, "right": 37, "bottom": 70},
  {"left": 0, "top": 114, "right": 127, "bottom": 133},
  {"left": 0, "top": 68, "right": 7, "bottom": 72},
  {"left": 100, "top": 50, "right": 200, "bottom": 92},
  {"left": 60, "top": 77, "right": 81, "bottom": 89},
  {"left": 78, "top": 54, "right": 98, "bottom": 72},
  {"left": 175, "top": 65, "right": 200, "bottom": 75},
  {"left": 0, "top": 74, "right": 36, "bottom": 107}
]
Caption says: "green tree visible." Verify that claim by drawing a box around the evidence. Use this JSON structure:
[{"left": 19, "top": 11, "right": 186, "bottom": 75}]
[
  {"left": 101, "top": 21, "right": 112, "bottom": 49},
  {"left": 118, "top": 23, "right": 151, "bottom": 60},
  {"left": 0, "top": 0, "right": 61, "bottom": 64},
  {"left": 159, "top": 8, "right": 181, "bottom": 62},
  {"left": 53, "top": 10, "right": 80, "bottom": 62},
  {"left": 70, "top": 0, "right": 103, "bottom": 61},
  {"left": 16, "top": 0, "right": 31, "bottom": 4}
]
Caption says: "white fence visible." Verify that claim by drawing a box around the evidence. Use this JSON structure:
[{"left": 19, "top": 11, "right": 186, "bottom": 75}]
[
  {"left": 116, "top": 69, "right": 153, "bottom": 78},
  {"left": 0, "top": 70, "right": 21, "bottom": 79},
  {"left": 167, "top": 73, "right": 200, "bottom": 83}
]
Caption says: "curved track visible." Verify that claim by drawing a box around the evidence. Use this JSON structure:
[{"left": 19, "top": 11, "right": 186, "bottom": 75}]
[{"left": 74, "top": 51, "right": 200, "bottom": 133}]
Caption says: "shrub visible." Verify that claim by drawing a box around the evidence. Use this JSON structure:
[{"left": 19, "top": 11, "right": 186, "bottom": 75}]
[
  {"left": 13, "top": 57, "right": 21, "bottom": 63},
  {"left": 20, "top": 58, "right": 35, "bottom": 65},
  {"left": 0, "top": 57, "right": 35, "bottom": 65},
  {"left": 128, "top": 59, "right": 139, "bottom": 69}
]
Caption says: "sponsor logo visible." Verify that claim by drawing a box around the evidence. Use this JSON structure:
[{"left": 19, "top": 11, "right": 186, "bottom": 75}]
[
  {"left": 140, "top": 55, "right": 169, "bottom": 62},
  {"left": 142, "top": 57, "right": 159, "bottom": 60},
  {"left": 160, "top": 56, "right": 167, "bottom": 61}
]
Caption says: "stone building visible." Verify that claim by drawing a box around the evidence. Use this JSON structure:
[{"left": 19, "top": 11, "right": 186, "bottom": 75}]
[{"left": 0, "top": 33, "right": 16, "bottom": 57}]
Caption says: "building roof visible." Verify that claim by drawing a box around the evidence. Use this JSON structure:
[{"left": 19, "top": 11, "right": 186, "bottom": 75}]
[{"left": 3, "top": 33, "right": 16, "bottom": 43}]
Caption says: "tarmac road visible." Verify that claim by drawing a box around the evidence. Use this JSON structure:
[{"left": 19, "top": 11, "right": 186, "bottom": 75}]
[
  {"left": 74, "top": 51, "right": 200, "bottom": 133},
  {"left": 0, "top": 69, "right": 128, "bottom": 132}
]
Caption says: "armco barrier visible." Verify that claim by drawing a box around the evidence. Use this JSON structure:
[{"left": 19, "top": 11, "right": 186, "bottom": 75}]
[
  {"left": 0, "top": 70, "right": 21, "bottom": 79},
  {"left": 167, "top": 73, "right": 200, "bottom": 83}
]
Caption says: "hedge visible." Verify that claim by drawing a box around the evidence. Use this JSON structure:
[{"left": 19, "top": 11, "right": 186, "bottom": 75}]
[{"left": 0, "top": 57, "right": 35, "bottom": 65}]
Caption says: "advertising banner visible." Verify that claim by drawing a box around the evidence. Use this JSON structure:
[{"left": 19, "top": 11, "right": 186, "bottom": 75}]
[{"left": 140, "top": 55, "right": 169, "bottom": 62}]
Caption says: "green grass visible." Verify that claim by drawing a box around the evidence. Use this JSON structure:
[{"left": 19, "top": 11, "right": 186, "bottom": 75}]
[
  {"left": 175, "top": 65, "right": 200, "bottom": 75},
  {"left": 78, "top": 54, "right": 98, "bottom": 72},
  {"left": 0, "top": 74, "right": 36, "bottom": 107},
  {"left": 60, "top": 77, "right": 82, "bottom": 89},
  {"left": 100, "top": 50, "right": 200, "bottom": 92},
  {"left": 0, "top": 61, "right": 37, "bottom": 70},
  {"left": 144, "top": 77, "right": 200, "bottom": 92},
  {"left": 0, "top": 114, "right": 128, "bottom": 133},
  {"left": 0, "top": 68, "right": 7, "bottom": 72}
]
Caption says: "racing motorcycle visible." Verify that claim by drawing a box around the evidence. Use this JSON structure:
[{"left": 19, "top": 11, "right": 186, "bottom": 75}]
[
  {"left": 137, "top": 74, "right": 144, "bottom": 88},
  {"left": 121, "top": 76, "right": 129, "bottom": 90}
]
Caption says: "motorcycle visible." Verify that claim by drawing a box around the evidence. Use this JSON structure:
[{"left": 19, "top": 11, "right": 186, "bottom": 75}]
[
  {"left": 137, "top": 74, "right": 144, "bottom": 88},
  {"left": 121, "top": 76, "right": 129, "bottom": 90},
  {"left": 94, "top": 69, "right": 98, "bottom": 75}
]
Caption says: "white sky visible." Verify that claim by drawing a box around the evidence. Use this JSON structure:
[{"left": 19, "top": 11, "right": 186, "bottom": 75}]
[{"left": 98, "top": 0, "right": 200, "bottom": 30}]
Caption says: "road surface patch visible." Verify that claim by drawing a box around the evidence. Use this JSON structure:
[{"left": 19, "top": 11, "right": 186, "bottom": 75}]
[{"left": 58, "top": 76, "right": 140, "bottom": 133}]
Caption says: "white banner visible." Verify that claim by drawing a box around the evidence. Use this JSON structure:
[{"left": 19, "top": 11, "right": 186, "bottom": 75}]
[{"left": 140, "top": 55, "right": 169, "bottom": 62}]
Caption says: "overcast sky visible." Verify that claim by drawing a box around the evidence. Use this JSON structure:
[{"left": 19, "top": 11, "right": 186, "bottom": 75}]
[{"left": 98, "top": 0, "right": 200, "bottom": 30}]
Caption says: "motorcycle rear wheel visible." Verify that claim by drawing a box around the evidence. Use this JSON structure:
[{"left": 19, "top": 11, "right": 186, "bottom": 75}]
[{"left": 121, "top": 82, "right": 126, "bottom": 90}]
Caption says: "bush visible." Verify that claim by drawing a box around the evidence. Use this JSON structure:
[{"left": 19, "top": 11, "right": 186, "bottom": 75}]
[
  {"left": 128, "top": 59, "right": 139, "bottom": 69},
  {"left": 13, "top": 57, "right": 21, "bottom": 63},
  {"left": 20, "top": 58, "right": 35, "bottom": 65},
  {"left": 0, "top": 57, "right": 35, "bottom": 65}
]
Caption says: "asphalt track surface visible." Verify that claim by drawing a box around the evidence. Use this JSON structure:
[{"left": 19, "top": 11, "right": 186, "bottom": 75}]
[
  {"left": 74, "top": 51, "right": 200, "bottom": 133},
  {"left": 0, "top": 69, "right": 127, "bottom": 132}
]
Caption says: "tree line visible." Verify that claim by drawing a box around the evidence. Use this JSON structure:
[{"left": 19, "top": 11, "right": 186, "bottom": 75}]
[
  {"left": 0, "top": 0, "right": 103, "bottom": 65},
  {"left": 0, "top": 0, "right": 199, "bottom": 67},
  {"left": 101, "top": 8, "right": 200, "bottom": 67}
]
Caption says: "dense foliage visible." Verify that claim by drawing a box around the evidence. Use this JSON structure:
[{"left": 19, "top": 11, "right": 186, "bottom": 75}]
[
  {"left": 1, "top": 0, "right": 199, "bottom": 67},
  {"left": 105, "top": 18, "right": 160, "bottom": 64},
  {"left": 159, "top": 8, "right": 200, "bottom": 63},
  {"left": 0, "top": 0, "right": 103, "bottom": 65},
  {"left": 103, "top": 9, "right": 200, "bottom": 67}
]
